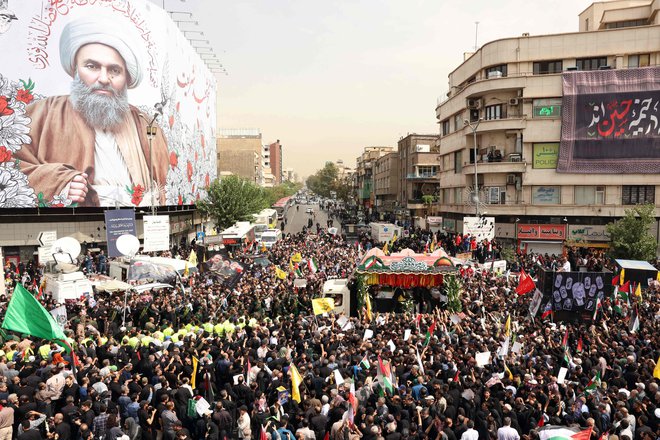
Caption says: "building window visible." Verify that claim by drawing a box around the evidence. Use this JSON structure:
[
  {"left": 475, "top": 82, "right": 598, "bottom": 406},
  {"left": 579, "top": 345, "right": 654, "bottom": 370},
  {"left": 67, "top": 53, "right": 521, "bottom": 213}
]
[
  {"left": 628, "top": 54, "right": 650, "bottom": 68},
  {"left": 622, "top": 185, "right": 655, "bottom": 205},
  {"left": 417, "top": 166, "right": 436, "bottom": 177},
  {"left": 444, "top": 188, "right": 451, "bottom": 204},
  {"left": 454, "top": 151, "right": 462, "bottom": 173},
  {"left": 485, "top": 64, "right": 507, "bottom": 78},
  {"left": 442, "top": 119, "right": 450, "bottom": 136},
  {"left": 469, "top": 109, "right": 479, "bottom": 123},
  {"left": 484, "top": 104, "right": 504, "bottom": 120},
  {"left": 532, "top": 186, "right": 561, "bottom": 204},
  {"left": 532, "top": 98, "right": 562, "bottom": 118},
  {"left": 454, "top": 187, "right": 462, "bottom": 204},
  {"left": 605, "top": 19, "right": 648, "bottom": 29},
  {"left": 533, "top": 60, "right": 563, "bottom": 75},
  {"left": 453, "top": 114, "right": 462, "bottom": 132},
  {"left": 575, "top": 186, "right": 605, "bottom": 205},
  {"left": 576, "top": 57, "right": 608, "bottom": 71}
]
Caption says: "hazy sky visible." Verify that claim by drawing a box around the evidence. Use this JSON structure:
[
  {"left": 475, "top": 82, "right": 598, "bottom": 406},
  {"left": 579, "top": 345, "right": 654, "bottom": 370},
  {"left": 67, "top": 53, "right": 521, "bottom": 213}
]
[{"left": 167, "top": 0, "right": 595, "bottom": 178}]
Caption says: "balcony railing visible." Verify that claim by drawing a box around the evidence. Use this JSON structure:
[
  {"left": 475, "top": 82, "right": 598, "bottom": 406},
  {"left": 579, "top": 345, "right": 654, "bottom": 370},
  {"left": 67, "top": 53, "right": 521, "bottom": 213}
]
[{"left": 406, "top": 173, "right": 438, "bottom": 179}]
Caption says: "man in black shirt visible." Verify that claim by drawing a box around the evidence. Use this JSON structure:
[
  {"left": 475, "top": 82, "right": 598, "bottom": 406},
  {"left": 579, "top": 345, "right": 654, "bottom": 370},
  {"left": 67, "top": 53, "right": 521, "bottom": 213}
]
[{"left": 53, "top": 413, "right": 71, "bottom": 440}]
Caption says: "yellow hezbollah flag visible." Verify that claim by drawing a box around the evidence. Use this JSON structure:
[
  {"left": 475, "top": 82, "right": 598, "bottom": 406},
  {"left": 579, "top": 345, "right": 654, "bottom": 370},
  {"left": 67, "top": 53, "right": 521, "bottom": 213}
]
[
  {"left": 365, "top": 293, "right": 373, "bottom": 322},
  {"left": 291, "top": 252, "right": 302, "bottom": 263},
  {"left": 289, "top": 259, "right": 295, "bottom": 272},
  {"left": 290, "top": 363, "right": 303, "bottom": 403},
  {"left": 188, "top": 250, "right": 198, "bottom": 266},
  {"left": 275, "top": 266, "right": 287, "bottom": 280},
  {"left": 184, "top": 262, "right": 190, "bottom": 276},
  {"left": 504, "top": 315, "right": 511, "bottom": 337},
  {"left": 654, "top": 356, "right": 660, "bottom": 379},
  {"left": 191, "top": 356, "right": 199, "bottom": 389},
  {"left": 620, "top": 269, "right": 625, "bottom": 285},
  {"left": 312, "top": 298, "right": 335, "bottom": 315},
  {"left": 382, "top": 242, "right": 389, "bottom": 256},
  {"left": 634, "top": 282, "right": 642, "bottom": 300}
]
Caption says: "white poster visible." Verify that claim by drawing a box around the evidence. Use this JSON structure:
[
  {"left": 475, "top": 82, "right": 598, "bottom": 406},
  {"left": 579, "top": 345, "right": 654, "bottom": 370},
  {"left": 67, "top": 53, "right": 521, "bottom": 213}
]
[
  {"left": 50, "top": 305, "right": 67, "bottom": 330},
  {"left": 475, "top": 351, "right": 491, "bottom": 367},
  {"left": 462, "top": 217, "right": 495, "bottom": 241},
  {"left": 143, "top": 215, "right": 170, "bottom": 252}
]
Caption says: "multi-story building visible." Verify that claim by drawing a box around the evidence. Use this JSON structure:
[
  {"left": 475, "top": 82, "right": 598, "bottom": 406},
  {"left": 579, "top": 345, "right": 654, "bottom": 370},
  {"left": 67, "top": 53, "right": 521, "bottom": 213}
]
[
  {"left": 398, "top": 134, "right": 441, "bottom": 228},
  {"left": 373, "top": 153, "right": 400, "bottom": 221},
  {"left": 269, "top": 140, "right": 283, "bottom": 185},
  {"left": 435, "top": 0, "right": 660, "bottom": 254},
  {"left": 355, "top": 147, "right": 394, "bottom": 212},
  {"left": 217, "top": 129, "right": 263, "bottom": 184}
]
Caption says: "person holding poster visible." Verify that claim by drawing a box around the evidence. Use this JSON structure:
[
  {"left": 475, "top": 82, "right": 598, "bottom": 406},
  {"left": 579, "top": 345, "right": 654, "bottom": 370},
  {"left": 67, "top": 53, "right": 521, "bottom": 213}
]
[{"left": 15, "top": 15, "right": 169, "bottom": 207}]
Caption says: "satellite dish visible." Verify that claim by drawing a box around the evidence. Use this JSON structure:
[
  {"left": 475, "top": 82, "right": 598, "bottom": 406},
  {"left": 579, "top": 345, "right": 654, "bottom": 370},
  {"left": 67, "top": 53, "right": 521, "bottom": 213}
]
[
  {"left": 51, "top": 237, "right": 81, "bottom": 264},
  {"left": 116, "top": 234, "right": 140, "bottom": 257}
]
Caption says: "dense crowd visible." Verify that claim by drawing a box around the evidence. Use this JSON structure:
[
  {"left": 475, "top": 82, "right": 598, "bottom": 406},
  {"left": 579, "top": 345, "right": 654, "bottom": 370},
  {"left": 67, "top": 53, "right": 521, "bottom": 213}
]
[{"left": 0, "top": 206, "right": 656, "bottom": 440}]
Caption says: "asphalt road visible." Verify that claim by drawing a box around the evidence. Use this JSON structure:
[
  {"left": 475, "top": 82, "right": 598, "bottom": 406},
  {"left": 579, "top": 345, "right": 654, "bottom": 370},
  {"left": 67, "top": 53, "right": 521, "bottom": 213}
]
[{"left": 282, "top": 203, "right": 340, "bottom": 235}]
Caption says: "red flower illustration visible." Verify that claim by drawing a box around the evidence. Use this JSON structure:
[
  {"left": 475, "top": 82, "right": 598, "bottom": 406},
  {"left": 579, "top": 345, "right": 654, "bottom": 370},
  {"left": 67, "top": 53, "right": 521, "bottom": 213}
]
[
  {"left": 201, "top": 135, "right": 205, "bottom": 149},
  {"left": 15, "top": 89, "right": 34, "bottom": 104},
  {"left": 177, "top": 194, "right": 183, "bottom": 205},
  {"left": 0, "top": 97, "right": 14, "bottom": 116},
  {"left": 204, "top": 173, "right": 210, "bottom": 188},
  {"left": 0, "top": 147, "right": 12, "bottom": 163},
  {"left": 186, "top": 161, "right": 193, "bottom": 182},
  {"left": 169, "top": 151, "right": 178, "bottom": 169},
  {"left": 131, "top": 184, "right": 145, "bottom": 206},
  {"left": 194, "top": 151, "right": 198, "bottom": 162}
]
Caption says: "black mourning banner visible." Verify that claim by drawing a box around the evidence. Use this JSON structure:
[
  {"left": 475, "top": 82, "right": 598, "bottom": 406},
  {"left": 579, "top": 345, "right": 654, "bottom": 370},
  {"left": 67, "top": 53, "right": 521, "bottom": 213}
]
[
  {"left": 557, "top": 66, "right": 660, "bottom": 174},
  {"left": 538, "top": 269, "right": 612, "bottom": 315}
]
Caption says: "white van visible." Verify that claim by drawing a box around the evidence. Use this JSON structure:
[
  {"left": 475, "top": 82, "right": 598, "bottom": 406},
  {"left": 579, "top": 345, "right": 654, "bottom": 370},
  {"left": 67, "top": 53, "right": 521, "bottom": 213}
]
[
  {"left": 321, "top": 278, "right": 350, "bottom": 315},
  {"left": 260, "top": 229, "right": 282, "bottom": 248}
]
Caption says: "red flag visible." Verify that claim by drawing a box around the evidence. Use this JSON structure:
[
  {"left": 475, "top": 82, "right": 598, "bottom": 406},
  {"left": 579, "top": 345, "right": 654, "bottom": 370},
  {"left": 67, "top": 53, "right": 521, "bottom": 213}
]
[
  {"left": 323, "top": 433, "right": 329, "bottom": 440},
  {"left": 453, "top": 369, "right": 460, "bottom": 382},
  {"left": 537, "top": 415, "right": 545, "bottom": 427},
  {"left": 570, "top": 426, "right": 593, "bottom": 440},
  {"left": 415, "top": 314, "right": 422, "bottom": 329},
  {"left": 577, "top": 336, "right": 583, "bottom": 353},
  {"left": 515, "top": 269, "right": 535, "bottom": 295},
  {"left": 562, "top": 328, "right": 569, "bottom": 348},
  {"left": 611, "top": 274, "right": 619, "bottom": 286},
  {"left": 260, "top": 427, "right": 268, "bottom": 440},
  {"left": 620, "top": 280, "right": 630, "bottom": 293}
]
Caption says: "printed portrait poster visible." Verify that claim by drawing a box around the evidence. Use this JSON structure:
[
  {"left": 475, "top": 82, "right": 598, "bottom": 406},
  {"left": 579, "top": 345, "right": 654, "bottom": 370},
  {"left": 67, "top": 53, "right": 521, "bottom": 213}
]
[{"left": 0, "top": 0, "right": 217, "bottom": 208}]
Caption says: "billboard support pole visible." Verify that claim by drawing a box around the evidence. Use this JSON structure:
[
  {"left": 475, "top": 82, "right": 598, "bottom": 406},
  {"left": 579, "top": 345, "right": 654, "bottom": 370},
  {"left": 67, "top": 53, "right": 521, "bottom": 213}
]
[
  {"left": 140, "top": 113, "right": 160, "bottom": 216},
  {"left": 464, "top": 118, "right": 482, "bottom": 217}
]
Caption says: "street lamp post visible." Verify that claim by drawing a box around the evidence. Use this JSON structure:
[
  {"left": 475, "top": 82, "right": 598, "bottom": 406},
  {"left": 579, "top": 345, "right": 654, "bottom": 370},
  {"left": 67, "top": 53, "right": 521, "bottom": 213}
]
[
  {"left": 139, "top": 113, "right": 160, "bottom": 216},
  {"left": 464, "top": 118, "right": 483, "bottom": 216}
]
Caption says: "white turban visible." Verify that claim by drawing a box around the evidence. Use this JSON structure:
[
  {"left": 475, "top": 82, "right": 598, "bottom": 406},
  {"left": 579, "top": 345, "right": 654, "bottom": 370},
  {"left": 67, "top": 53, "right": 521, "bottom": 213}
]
[{"left": 59, "top": 16, "right": 143, "bottom": 88}]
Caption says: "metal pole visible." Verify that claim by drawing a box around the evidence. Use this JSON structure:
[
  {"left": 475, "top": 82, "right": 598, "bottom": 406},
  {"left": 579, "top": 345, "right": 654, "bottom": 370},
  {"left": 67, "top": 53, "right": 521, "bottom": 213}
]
[{"left": 465, "top": 118, "right": 482, "bottom": 216}]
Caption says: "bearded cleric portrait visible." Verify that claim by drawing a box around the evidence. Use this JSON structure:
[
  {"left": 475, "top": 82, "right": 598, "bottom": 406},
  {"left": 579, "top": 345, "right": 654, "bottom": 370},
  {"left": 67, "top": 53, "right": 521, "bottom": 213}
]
[{"left": 15, "top": 16, "right": 169, "bottom": 207}]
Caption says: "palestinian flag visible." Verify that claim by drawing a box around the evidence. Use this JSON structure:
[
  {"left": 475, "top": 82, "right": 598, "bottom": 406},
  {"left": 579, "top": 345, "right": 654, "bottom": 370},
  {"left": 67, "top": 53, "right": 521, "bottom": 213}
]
[
  {"left": 308, "top": 258, "right": 319, "bottom": 274},
  {"left": 377, "top": 356, "right": 394, "bottom": 393},
  {"left": 294, "top": 265, "right": 304, "bottom": 278},
  {"left": 359, "top": 355, "right": 370, "bottom": 370},
  {"left": 585, "top": 371, "right": 601, "bottom": 393},
  {"left": 541, "top": 303, "right": 553, "bottom": 319},
  {"left": 563, "top": 348, "right": 572, "bottom": 365},
  {"left": 611, "top": 274, "right": 619, "bottom": 286},
  {"left": 561, "top": 328, "right": 569, "bottom": 349},
  {"left": 592, "top": 297, "right": 601, "bottom": 321},
  {"left": 576, "top": 336, "right": 583, "bottom": 353},
  {"left": 424, "top": 320, "right": 436, "bottom": 346},
  {"left": 620, "top": 280, "right": 630, "bottom": 295},
  {"left": 571, "top": 427, "right": 593, "bottom": 440},
  {"left": 629, "top": 307, "right": 639, "bottom": 333},
  {"left": 538, "top": 426, "right": 581, "bottom": 440},
  {"left": 415, "top": 313, "right": 422, "bottom": 329}
]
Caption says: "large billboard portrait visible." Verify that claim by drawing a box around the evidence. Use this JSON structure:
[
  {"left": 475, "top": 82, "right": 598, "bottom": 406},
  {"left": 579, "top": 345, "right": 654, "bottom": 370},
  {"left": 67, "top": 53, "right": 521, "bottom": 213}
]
[
  {"left": 0, "top": 0, "right": 217, "bottom": 207},
  {"left": 557, "top": 66, "right": 660, "bottom": 174}
]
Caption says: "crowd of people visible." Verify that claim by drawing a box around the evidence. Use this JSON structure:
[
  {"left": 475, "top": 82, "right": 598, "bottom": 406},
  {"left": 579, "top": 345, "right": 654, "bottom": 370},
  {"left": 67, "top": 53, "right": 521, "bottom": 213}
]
[{"left": 0, "top": 204, "right": 656, "bottom": 440}]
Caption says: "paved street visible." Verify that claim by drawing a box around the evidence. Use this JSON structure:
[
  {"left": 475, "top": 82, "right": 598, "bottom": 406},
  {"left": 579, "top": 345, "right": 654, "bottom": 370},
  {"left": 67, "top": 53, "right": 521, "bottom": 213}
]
[{"left": 282, "top": 203, "right": 340, "bottom": 235}]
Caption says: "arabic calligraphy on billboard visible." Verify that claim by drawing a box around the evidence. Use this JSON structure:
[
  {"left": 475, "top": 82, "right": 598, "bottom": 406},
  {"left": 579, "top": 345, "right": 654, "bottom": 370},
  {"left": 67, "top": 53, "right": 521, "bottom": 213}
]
[
  {"left": 0, "top": 0, "right": 217, "bottom": 208},
  {"left": 557, "top": 67, "right": 660, "bottom": 174},
  {"left": 517, "top": 224, "right": 566, "bottom": 241}
]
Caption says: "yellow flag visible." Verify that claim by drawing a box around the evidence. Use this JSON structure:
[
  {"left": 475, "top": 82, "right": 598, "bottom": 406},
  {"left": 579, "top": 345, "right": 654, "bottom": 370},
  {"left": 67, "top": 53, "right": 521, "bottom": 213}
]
[
  {"left": 654, "top": 356, "right": 660, "bottom": 379},
  {"left": 392, "top": 233, "right": 397, "bottom": 243},
  {"left": 382, "top": 242, "right": 389, "bottom": 256},
  {"left": 290, "top": 363, "right": 303, "bottom": 403},
  {"left": 184, "top": 262, "right": 190, "bottom": 276},
  {"left": 365, "top": 293, "right": 373, "bottom": 322},
  {"left": 312, "top": 297, "right": 335, "bottom": 315},
  {"left": 188, "top": 250, "right": 198, "bottom": 266},
  {"left": 191, "top": 356, "right": 199, "bottom": 389},
  {"left": 620, "top": 269, "right": 625, "bottom": 285},
  {"left": 275, "top": 266, "right": 287, "bottom": 280},
  {"left": 504, "top": 362, "right": 513, "bottom": 380},
  {"left": 291, "top": 252, "right": 302, "bottom": 263},
  {"left": 504, "top": 315, "right": 511, "bottom": 337},
  {"left": 656, "top": 270, "right": 660, "bottom": 282},
  {"left": 635, "top": 282, "right": 642, "bottom": 300}
]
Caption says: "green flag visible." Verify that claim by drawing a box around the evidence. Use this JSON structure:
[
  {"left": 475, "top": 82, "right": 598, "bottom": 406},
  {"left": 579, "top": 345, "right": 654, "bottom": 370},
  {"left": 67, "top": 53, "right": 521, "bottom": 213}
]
[{"left": 1, "top": 284, "right": 69, "bottom": 351}]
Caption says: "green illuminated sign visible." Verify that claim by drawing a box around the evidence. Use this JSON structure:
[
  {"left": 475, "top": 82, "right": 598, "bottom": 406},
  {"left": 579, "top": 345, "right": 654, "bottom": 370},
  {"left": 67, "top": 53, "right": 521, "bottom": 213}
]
[{"left": 533, "top": 105, "right": 561, "bottom": 118}]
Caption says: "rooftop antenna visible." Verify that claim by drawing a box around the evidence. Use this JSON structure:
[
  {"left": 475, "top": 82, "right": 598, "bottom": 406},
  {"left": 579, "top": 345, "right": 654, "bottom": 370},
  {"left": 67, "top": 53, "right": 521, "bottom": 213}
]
[{"left": 474, "top": 21, "right": 479, "bottom": 52}]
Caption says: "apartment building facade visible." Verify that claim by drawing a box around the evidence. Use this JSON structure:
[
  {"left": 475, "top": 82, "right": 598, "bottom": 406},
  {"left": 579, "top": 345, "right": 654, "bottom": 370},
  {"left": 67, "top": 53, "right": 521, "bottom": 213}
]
[
  {"left": 373, "top": 152, "right": 400, "bottom": 221},
  {"left": 355, "top": 147, "right": 394, "bottom": 211},
  {"left": 435, "top": 0, "right": 660, "bottom": 254}
]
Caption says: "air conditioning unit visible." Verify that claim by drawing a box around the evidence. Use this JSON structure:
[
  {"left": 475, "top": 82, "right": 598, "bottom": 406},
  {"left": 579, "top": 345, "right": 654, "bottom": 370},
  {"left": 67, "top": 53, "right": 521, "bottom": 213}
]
[
  {"left": 506, "top": 174, "right": 516, "bottom": 185},
  {"left": 508, "top": 98, "right": 519, "bottom": 106},
  {"left": 467, "top": 99, "right": 482, "bottom": 110}
]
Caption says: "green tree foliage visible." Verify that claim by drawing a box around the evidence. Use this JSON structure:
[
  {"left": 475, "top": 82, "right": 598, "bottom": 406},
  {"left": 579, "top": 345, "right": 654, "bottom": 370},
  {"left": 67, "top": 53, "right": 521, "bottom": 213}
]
[
  {"left": 606, "top": 203, "right": 658, "bottom": 261},
  {"left": 445, "top": 275, "right": 463, "bottom": 313},
  {"left": 196, "top": 176, "right": 269, "bottom": 231},
  {"left": 263, "top": 181, "right": 302, "bottom": 207},
  {"left": 307, "top": 162, "right": 352, "bottom": 202}
]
